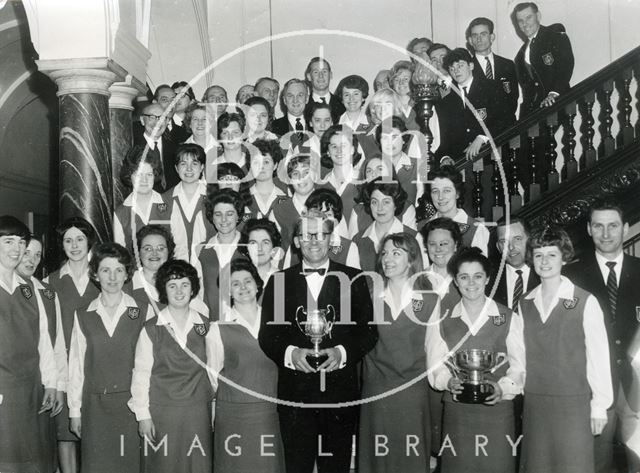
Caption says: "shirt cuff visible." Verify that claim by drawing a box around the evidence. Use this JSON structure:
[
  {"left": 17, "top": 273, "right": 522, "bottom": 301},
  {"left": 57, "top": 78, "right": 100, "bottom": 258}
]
[
  {"left": 591, "top": 404, "right": 608, "bottom": 421},
  {"left": 548, "top": 91, "right": 560, "bottom": 97},
  {"left": 69, "top": 408, "right": 81, "bottom": 418},
  {"left": 337, "top": 345, "right": 347, "bottom": 369},
  {"left": 134, "top": 408, "right": 152, "bottom": 422},
  {"left": 497, "top": 376, "right": 521, "bottom": 400},
  {"left": 284, "top": 345, "right": 297, "bottom": 370},
  {"left": 57, "top": 382, "right": 67, "bottom": 392},
  {"left": 478, "top": 135, "right": 490, "bottom": 143},
  {"left": 434, "top": 370, "right": 452, "bottom": 392}
]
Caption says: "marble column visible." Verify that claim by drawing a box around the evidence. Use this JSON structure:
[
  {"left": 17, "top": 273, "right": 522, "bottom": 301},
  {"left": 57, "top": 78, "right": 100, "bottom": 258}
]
[
  {"left": 40, "top": 65, "right": 117, "bottom": 243},
  {"left": 109, "top": 83, "right": 140, "bottom": 208}
]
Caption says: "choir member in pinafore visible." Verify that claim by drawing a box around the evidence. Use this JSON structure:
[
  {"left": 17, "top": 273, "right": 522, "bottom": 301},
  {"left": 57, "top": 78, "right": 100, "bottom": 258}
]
[
  {"left": 16, "top": 236, "right": 67, "bottom": 473},
  {"left": 208, "top": 162, "right": 253, "bottom": 231},
  {"left": 127, "top": 224, "right": 175, "bottom": 309},
  {"left": 114, "top": 144, "right": 169, "bottom": 256},
  {"left": 240, "top": 218, "right": 284, "bottom": 285},
  {"left": 427, "top": 247, "right": 525, "bottom": 473},
  {"left": 348, "top": 156, "right": 417, "bottom": 237},
  {"left": 389, "top": 60, "right": 420, "bottom": 131},
  {"left": 317, "top": 124, "right": 363, "bottom": 224},
  {"left": 336, "top": 74, "right": 370, "bottom": 148},
  {"left": 0, "top": 216, "right": 58, "bottom": 473},
  {"left": 163, "top": 143, "right": 215, "bottom": 262},
  {"left": 45, "top": 216, "right": 100, "bottom": 472},
  {"left": 207, "top": 258, "right": 286, "bottom": 473},
  {"left": 68, "top": 243, "right": 152, "bottom": 473},
  {"left": 183, "top": 103, "right": 217, "bottom": 157},
  {"left": 292, "top": 101, "right": 333, "bottom": 159},
  {"left": 212, "top": 112, "right": 251, "bottom": 174},
  {"left": 129, "top": 260, "right": 213, "bottom": 472},
  {"left": 270, "top": 154, "right": 317, "bottom": 253},
  {"left": 247, "top": 139, "right": 288, "bottom": 219},
  {"left": 244, "top": 96, "right": 279, "bottom": 143},
  {"left": 418, "top": 165, "right": 489, "bottom": 256},
  {"left": 191, "top": 188, "right": 245, "bottom": 320},
  {"left": 352, "top": 179, "right": 417, "bottom": 272},
  {"left": 519, "top": 227, "right": 613, "bottom": 473},
  {"left": 358, "top": 232, "right": 438, "bottom": 473},
  {"left": 419, "top": 216, "right": 462, "bottom": 458}
]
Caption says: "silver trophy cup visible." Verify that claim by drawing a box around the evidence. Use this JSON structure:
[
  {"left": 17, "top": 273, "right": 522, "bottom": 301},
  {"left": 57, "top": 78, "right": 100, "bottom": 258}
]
[
  {"left": 446, "top": 349, "right": 508, "bottom": 404},
  {"left": 295, "top": 305, "right": 335, "bottom": 369}
]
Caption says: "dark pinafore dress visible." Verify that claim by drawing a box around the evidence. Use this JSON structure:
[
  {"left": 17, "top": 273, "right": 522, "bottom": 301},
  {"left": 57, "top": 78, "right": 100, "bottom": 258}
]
[
  {"left": 141, "top": 313, "right": 213, "bottom": 473},
  {"left": 358, "top": 289, "right": 438, "bottom": 473},
  {"left": 47, "top": 267, "right": 100, "bottom": 441},
  {"left": 213, "top": 322, "right": 285, "bottom": 473},
  {"left": 439, "top": 301, "right": 516, "bottom": 473},
  {"left": 519, "top": 286, "right": 594, "bottom": 473}
]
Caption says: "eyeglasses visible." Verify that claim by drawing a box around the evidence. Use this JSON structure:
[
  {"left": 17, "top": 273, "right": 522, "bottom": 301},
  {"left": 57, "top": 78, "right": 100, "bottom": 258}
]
[
  {"left": 143, "top": 114, "right": 168, "bottom": 122},
  {"left": 297, "top": 232, "right": 327, "bottom": 242}
]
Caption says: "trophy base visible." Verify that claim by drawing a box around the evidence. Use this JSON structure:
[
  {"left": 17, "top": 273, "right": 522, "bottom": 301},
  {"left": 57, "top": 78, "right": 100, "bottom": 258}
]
[
  {"left": 455, "top": 383, "right": 494, "bottom": 404},
  {"left": 306, "top": 354, "right": 329, "bottom": 370}
]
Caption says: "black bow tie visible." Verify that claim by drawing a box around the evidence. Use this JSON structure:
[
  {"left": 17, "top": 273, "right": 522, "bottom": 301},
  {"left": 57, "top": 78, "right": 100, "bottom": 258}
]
[{"left": 303, "top": 268, "right": 326, "bottom": 276}]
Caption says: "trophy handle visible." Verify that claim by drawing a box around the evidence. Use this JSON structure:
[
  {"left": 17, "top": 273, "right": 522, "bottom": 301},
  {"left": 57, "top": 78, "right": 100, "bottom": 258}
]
[
  {"left": 295, "top": 306, "right": 306, "bottom": 333},
  {"left": 444, "top": 358, "right": 460, "bottom": 378},
  {"left": 490, "top": 352, "right": 509, "bottom": 374},
  {"left": 325, "top": 304, "right": 335, "bottom": 337}
]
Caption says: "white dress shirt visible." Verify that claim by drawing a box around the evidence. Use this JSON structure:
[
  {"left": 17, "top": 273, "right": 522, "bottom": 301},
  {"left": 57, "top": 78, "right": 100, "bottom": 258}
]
[
  {"left": 475, "top": 53, "right": 495, "bottom": 79},
  {"left": 113, "top": 191, "right": 167, "bottom": 248},
  {"left": 250, "top": 184, "right": 287, "bottom": 218},
  {"left": 426, "top": 298, "right": 526, "bottom": 400},
  {"left": 47, "top": 261, "right": 90, "bottom": 296},
  {"left": 520, "top": 276, "right": 613, "bottom": 419},
  {"left": 170, "top": 181, "right": 208, "bottom": 262},
  {"left": 594, "top": 251, "right": 624, "bottom": 286},
  {"left": 505, "top": 264, "right": 532, "bottom": 309}
]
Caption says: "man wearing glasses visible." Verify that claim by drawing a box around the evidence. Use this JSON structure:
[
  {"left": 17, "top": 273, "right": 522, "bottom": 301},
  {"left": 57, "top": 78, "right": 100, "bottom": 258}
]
[
  {"left": 259, "top": 209, "right": 377, "bottom": 473},
  {"left": 133, "top": 103, "right": 179, "bottom": 191}
]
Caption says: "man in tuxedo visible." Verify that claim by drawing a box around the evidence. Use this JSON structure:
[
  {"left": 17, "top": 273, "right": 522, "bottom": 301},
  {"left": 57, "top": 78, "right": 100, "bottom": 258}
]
[
  {"left": 512, "top": 2, "right": 574, "bottom": 116},
  {"left": 428, "top": 43, "right": 453, "bottom": 97},
  {"left": 435, "top": 48, "right": 514, "bottom": 161},
  {"left": 466, "top": 17, "right": 519, "bottom": 120},
  {"left": 133, "top": 102, "right": 179, "bottom": 192},
  {"left": 492, "top": 216, "right": 540, "bottom": 309},
  {"left": 303, "top": 57, "right": 345, "bottom": 124},
  {"left": 564, "top": 199, "right": 640, "bottom": 472},
  {"left": 259, "top": 210, "right": 377, "bottom": 473}
]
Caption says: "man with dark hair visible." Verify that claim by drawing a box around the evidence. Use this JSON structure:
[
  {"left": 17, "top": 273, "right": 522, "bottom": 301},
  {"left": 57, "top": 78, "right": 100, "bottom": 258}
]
[
  {"left": 254, "top": 77, "right": 281, "bottom": 115},
  {"left": 564, "top": 199, "right": 640, "bottom": 472},
  {"left": 435, "top": 48, "right": 513, "bottom": 161},
  {"left": 466, "top": 17, "right": 519, "bottom": 119},
  {"left": 303, "top": 57, "right": 345, "bottom": 123},
  {"left": 259, "top": 210, "right": 377, "bottom": 473},
  {"left": 512, "top": 2, "right": 574, "bottom": 115},
  {"left": 407, "top": 37, "right": 433, "bottom": 63},
  {"left": 493, "top": 216, "right": 539, "bottom": 309},
  {"left": 169, "top": 80, "right": 194, "bottom": 143}
]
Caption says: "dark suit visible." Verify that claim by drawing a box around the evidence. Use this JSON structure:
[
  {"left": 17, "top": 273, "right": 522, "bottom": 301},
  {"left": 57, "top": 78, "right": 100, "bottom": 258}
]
[
  {"left": 304, "top": 93, "right": 345, "bottom": 124},
  {"left": 271, "top": 115, "right": 311, "bottom": 150},
  {"left": 472, "top": 53, "right": 519, "bottom": 119},
  {"left": 492, "top": 264, "right": 540, "bottom": 309},
  {"left": 514, "top": 24, "right": 574, "bottom": 116},
  {"left": 259, "top": 260, "right": 377, "bottom": 473},
  {"left": 564, "top": 252, "right": 640, "bottom": 472},
  {"left": 132, "top": 132, "right": 179, "bottom": 192},
  {"left": 435, "top": 75, "right": 514, "bottom": 161},
  {"left": 168, "top": 118, "right": 191, "bottom": 144}
]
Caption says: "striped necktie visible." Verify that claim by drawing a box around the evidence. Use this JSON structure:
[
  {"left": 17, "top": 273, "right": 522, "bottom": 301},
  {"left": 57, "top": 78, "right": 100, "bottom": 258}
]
[
  {"left": 485, "top": 57, "right": 493, "bottom": 80},
  {"left": 606, "top": 261, "right": 618, "bottom": 321},
  {"left": 513, "top": 269, "right": 523, "bottom": 313}
]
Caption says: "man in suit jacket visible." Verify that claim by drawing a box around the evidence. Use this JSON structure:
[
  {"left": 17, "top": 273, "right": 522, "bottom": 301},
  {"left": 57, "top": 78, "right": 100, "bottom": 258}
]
[
  {"left": 512, "top": 2, "right": 574, "bottom": 116},
  {"left": 303, "top": 57, "right": 345, "bottom": 124},
  {"left": 466, "top": 17, "right": 519, "bottom": 120},
  {"left": 435, "top": 48, "right": 514, "bottom": 162},
  {"left": 492, "top": 216, "right": 540, "bottom": 309},
  {"left": 133, "top": 103, "right": 179, "bottom": 192},
  {"left": 271, "top": 78, "right": 312, "bottom": 150},
  {"left": 259, "top": 210, "right": 377, "bottom": 473},
  {"left": 564, "top": 199, "right": 640, "bottom": 472}
]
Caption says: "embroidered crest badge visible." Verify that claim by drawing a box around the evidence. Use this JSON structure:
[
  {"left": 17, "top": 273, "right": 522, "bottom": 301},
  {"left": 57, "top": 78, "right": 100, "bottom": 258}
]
[
  {"left": 563, "top": 297, "right": 578, "bottom": 310},
  {"left": 330, "top": 245, "right": 343, "bottom": 255},
  {"left": 194, "top": 324, "right": 208, "bottom": 336},
  {"left": 127, "top": 307, "right": 140, "bottom": 320},
  {"left": 43, "top": 288, "right": 55, "bottom": 300},
  {"left": 636, "top": 306, "right": 640, "bottom": 323},
  {"left": 402, "top": 164, "right": 412, "bottom": 172},
  {"left": 412, "top": 299, "right": 424, "bottom": 312},
  {"left": 277, "top": 197, "right": 288, "bottom": 205},
  {"left": 502, "top": 80, "right": 511, "bottom": 94},
  {"left": 476, "top": 108, "right": 488, "bottom": 121},
  {"left": 542, "top": 52, "right": 554, "bottom": 66},
  {"left": 20, "top": 285, "right": 32, "bottom": 300},
  {"left": 157, "top": 203, "right": 167, "bottom": 213},
  {"left": 458, "top": 223, "right": 470, "bottom": 234},
  {"left": 492, "top": 313, "right": 506, "bottom": 326}
]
